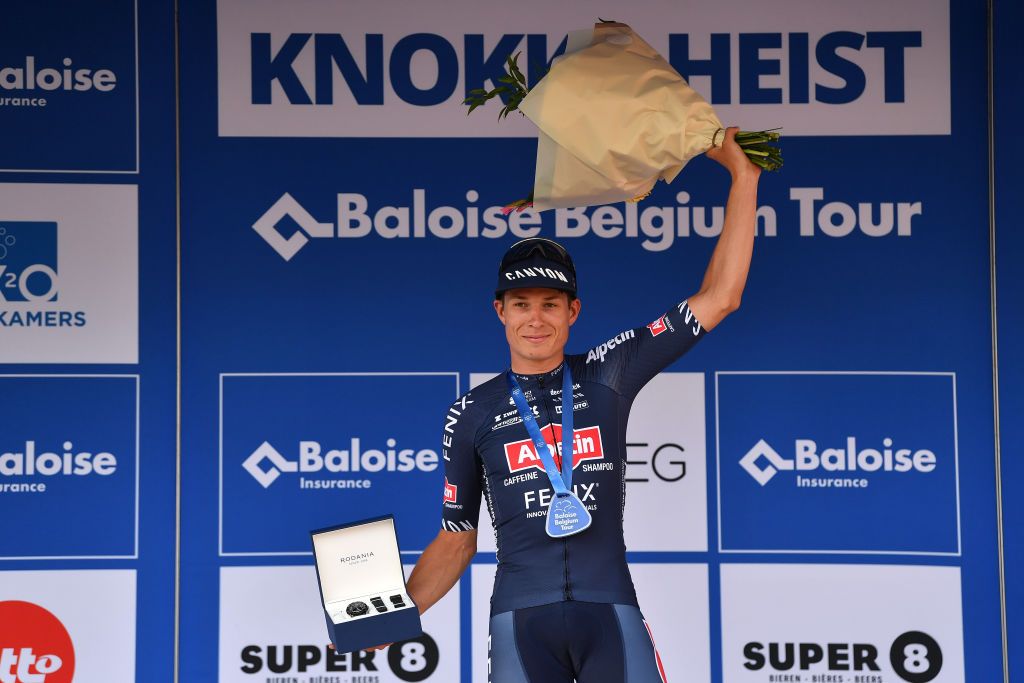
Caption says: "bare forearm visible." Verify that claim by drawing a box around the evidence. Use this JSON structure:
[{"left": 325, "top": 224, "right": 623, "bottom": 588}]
[
  {"left": 690, "top": 170, "right": 760, "bottom": 329},
  {"left": 406, "top": 530, "right": 476, "bottom": 615},
  {"left": 700, "top": 171, "right": 759, "bottom": 300}
]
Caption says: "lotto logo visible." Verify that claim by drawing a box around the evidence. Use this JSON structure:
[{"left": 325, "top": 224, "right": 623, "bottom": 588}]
[
  {"left": 504, "top": 425, "right": 604, "bottom": 474},
  {"left": 0, "top": 601, "right": 74, "bottom": 683},
  {"left": 0, "top": 222, "right": 59, "bottom": 303},
  {"left": 444, "top": 478, "right": 457, "bottom": 503},
  {"left": 647, "top": 316, "right": 668, "bottom": 337}
]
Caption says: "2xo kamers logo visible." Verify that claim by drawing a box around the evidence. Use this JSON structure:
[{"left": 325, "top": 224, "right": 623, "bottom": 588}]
[
  {"left": 240, "top": 632, "right": 439, "bottom": 682},
  {"left": 743, "top": 630, "right": 943, "bottom": 683},
  {"left": 0, "top": 222, "right": 85, "bottom": 328}
]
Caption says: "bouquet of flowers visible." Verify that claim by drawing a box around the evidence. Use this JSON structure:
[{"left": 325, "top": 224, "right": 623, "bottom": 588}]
[{"left": 464, "top": 21, "right": 782, "bottom": 213}]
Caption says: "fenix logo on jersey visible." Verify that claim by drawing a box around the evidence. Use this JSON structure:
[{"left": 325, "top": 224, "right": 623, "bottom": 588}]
[
  {"left": 0, "top": 222, "right": 87, "bottom": 329},
  {"left": 739, "top": 436, "right": 936, "bottom": 487},
  {"left": 504, "top": 425, "right": 603, "bottom": 474},
  {"left": 243, "top": 439, "right": 439, "bottom": 489},
  {"left": 442, "top": 394, "right": 473, "bottom": 461}
]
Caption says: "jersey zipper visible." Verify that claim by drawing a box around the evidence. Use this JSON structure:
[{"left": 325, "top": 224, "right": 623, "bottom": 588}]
[{"left": 538, "top": 372, "right": 573, "bottom": 601}]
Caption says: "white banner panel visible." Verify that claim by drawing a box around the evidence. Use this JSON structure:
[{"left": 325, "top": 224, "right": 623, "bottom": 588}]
[
  {"left": 0, "top": 184, "right": 138, "bottom": 364},
  {"left": 0, "top": 569, "right": 137, "bottom": 683},
  {"left": 720, "top": 563, "right": 965, "bottom": 682},
  {"left": 470, "top": 563, "right": 497, "bottom": 683},
  {"left": 471, "top": 371, "right": 707, "bottom": 552},
  {"left": 631, "top": 563, "right": 711, "bottom": 682},
  {"left": 218, "top": 0, "right": 950, "bottom": 138},
  {"left": 219, "top": 565, "right": 460, "bottom": 683},
  {"left": 471, "top": 563, "right": 710, "bottom": 682},
  {"left": 622, "top": 373, "right": 707, "bottom": 551}
]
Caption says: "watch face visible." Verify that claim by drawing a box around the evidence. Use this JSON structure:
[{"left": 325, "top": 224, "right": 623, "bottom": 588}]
[{"left": 345, "top": 601, "right": 370, "bottom": 617}]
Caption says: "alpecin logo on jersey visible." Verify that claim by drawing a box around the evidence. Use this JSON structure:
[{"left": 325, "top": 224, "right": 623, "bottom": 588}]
[
  {"left": 443, "top": 478, "right": 457, "bottom": 503},
  {"left": 503, "top": 425, "right": 604, "bottom": 474}
]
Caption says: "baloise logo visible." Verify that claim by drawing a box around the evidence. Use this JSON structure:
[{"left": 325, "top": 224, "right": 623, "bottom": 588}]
[
  {"left": 0, "top": 56, "right": 117, "bottom": 109},
  {"left": 739, "top": 437, "right": 936, "bottom": 488},
  {"left": 243, "top": 438, "right": 439, "bottom": 489},
  {"left": 0, "top": 441, "right": 118, "bottom": 495},
  {"left": 0, "top": 222, "right": 86, "bottom": 328},
  {"left": 0, "top": 601, "right": 75, "bottom": 683},
  {"left": 241, "top": 632, "right": 439, "bottom": 682},
  {"left": 744, "top": 630, "right": 943, "bottom": 683},
  {"left": 251, "top": 190, "right": 545, "bottom": 261}
]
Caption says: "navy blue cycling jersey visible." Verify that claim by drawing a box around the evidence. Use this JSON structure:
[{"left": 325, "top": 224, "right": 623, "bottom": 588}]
[{"left": 440, "top": 299, "right": 707, "bottom": 615}]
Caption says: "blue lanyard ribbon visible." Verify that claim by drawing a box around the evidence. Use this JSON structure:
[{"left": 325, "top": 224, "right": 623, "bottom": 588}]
[{"left": 506, "top": 363, "right": 575, "bottom": 496}]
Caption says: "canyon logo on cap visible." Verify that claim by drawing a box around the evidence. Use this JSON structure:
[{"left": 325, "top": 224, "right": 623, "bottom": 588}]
[{"left": 495, "top": 238, "right": 577, "bottom": 298}]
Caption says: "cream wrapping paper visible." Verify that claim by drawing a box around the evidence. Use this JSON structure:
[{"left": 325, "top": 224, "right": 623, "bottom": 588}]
[{"left": 519, "top": 23, "right": 723, "bottom": 211}]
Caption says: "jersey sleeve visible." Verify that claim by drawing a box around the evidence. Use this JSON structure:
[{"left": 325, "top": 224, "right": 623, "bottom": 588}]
[
  {"left": 583, "top": 298, "right": 708, "bottom": 399},
  {"left": 440, "top": 393, "right": 483, "bottom": 533}
]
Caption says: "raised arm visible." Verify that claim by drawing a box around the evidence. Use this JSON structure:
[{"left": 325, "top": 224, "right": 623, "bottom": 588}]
[{"left": 687, "top": 127, "right": 762, "bottom": 332}]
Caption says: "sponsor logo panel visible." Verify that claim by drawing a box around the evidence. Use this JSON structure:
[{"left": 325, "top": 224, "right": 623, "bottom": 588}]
[
  {"left": 720, "top": 564, "right": 964, "bottom": 683},
  {"left": 0, "top": 376, "right": 138, "bottom": 559},
  {"left": 0, "top": 1, "right": 138, "bottom": 172},
  {"left": 624, "top": 373, "right": 707, "bottom": 552},
  {"left": 0, "top": 184, "right": 138, "bottom": 364},
  {"left": 631, "top": 564, "right": 711, "bottom": 683},
  {"left": 249, "top": 188, "right": 927, "bottom": 262},
  {"left": 220, "top": 565, "right": 458, "bottom": 683},
  {"left": 716, "top": 372, "right": 959, "bottom": 554},
  {"left": 0, "top": 601, "right": 74, "bottom": 683},
  {"left": 221, "top": 373, "right": 458, "bottom": 555},
  {"left": 218, "top": 0, "right": 948, "bottom": 137},
  {"left": 470, "top": 564, "right": 497, "bottom": 683},
  {"left": 0, "top": 570, "right": 136, "bottom": 683}
]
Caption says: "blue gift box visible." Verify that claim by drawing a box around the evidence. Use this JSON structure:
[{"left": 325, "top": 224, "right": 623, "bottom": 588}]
[{"left": 310, "top": 514, "right": 423, "bottom": 653}]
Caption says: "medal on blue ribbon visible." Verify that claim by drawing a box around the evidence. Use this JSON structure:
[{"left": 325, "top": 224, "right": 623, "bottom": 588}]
[{"left": 506, "top": 364, "right": 592, "bottom": 538}]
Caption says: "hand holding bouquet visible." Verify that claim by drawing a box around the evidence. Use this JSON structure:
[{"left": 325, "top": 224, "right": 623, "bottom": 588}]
[{"left": 464, "top": 21, "right": 782, "bottom": 212}]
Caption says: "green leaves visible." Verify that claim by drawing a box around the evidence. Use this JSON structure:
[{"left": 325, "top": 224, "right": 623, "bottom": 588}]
[
  {"left": 735, "top": 129, "right": 784, "bottom": 171},
  {"left": 463, "top": 52, "right": 531, "bottom": 120}
]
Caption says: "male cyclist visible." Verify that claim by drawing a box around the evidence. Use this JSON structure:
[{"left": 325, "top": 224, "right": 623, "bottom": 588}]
[{"left": 405, "top": 128, "right": 760, "bottom": 682}]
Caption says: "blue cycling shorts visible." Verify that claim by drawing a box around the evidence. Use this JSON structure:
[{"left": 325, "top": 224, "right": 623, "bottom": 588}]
[{"left": 488, "top": 601, "right": 668, "bottom": 683}]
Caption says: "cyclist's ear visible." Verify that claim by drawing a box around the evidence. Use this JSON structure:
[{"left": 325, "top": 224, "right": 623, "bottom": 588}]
[{"left": 568, "top": 296, "right": 581, "bottom": 326}]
